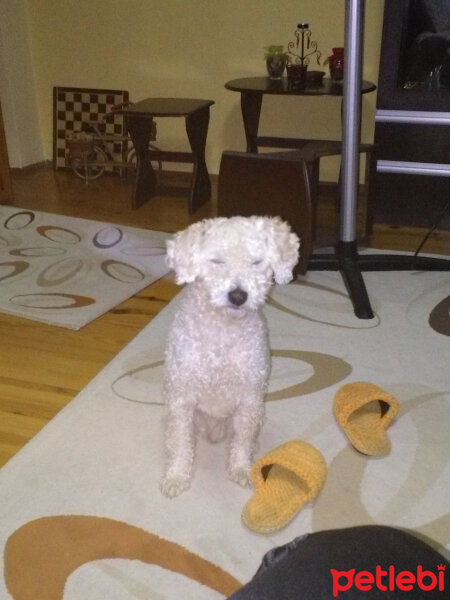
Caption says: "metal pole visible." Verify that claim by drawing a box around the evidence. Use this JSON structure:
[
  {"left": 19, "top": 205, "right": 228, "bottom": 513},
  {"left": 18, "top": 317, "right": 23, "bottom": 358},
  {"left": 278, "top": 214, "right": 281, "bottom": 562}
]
[{"left": 341, "top": 0, "right": 364, "bottom": 241}]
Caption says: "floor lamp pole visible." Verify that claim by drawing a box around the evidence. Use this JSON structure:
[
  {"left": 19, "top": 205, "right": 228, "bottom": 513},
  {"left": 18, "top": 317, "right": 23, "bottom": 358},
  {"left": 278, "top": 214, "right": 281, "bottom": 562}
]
[
  {"left": 337, "top": 0, "right": 374, "bottom": 319},
  {"left": 341, "top": 0, "right": 363, "bottom": 244}
]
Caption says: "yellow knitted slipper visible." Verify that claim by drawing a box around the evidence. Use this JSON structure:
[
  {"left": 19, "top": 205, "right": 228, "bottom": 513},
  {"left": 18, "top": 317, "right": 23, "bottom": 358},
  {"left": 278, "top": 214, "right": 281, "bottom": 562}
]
[
  {"left": 334, "top": 382, "right": 399, "bottom": 456},
  {"left": 242, "top": 440, "right": 327, "bottom": 534}
]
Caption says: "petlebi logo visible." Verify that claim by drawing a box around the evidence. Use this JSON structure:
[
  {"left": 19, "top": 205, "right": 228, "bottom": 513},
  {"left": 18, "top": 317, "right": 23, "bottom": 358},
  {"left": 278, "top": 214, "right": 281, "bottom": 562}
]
[{"left": 330, "top": 563, "right": 446, "bottom": 597}]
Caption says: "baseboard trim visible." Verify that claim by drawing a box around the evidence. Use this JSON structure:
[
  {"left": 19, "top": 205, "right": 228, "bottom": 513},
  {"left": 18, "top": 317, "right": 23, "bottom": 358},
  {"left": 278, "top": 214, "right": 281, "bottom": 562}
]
[{"left": 11, "top": 160, "right": 52, "bottom": 173}]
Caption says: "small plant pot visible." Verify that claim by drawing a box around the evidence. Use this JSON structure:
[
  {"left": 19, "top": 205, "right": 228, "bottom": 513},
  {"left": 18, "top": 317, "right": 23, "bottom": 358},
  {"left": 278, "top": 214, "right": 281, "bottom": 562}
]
[
  {"left": 266, "top": 54, "right": 287, "bottom": 80},
  {"left": 287, "top": 64, "right": 308, "bottom": 90}
]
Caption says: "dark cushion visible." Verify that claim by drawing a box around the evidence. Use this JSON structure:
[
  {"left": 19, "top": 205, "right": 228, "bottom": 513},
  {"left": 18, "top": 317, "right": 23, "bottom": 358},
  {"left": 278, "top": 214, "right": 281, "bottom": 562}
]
[{"left": 422, "top": 0, "right": 450, "bottom": 32}]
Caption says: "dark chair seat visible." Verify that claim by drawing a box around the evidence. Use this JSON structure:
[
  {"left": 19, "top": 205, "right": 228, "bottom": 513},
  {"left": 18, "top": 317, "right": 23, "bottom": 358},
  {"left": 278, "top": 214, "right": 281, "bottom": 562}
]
[{"left": 217, "top": 151, "right": 315, "bottom": 275}]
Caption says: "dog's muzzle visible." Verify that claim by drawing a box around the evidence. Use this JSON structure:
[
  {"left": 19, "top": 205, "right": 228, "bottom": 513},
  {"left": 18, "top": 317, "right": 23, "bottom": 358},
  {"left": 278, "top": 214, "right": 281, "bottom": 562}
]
[{"left": 228, "top": 287, "right": 248, "bottom": 307}]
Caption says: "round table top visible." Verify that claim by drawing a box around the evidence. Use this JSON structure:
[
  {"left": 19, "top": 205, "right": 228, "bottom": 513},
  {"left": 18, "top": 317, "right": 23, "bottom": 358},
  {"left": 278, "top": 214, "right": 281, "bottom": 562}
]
[
  {"left": 225, "top": 76, "right": 376, "bottom": 96},
  {"left": 119, "top": 98, "right": 215, "bottom": 117}
]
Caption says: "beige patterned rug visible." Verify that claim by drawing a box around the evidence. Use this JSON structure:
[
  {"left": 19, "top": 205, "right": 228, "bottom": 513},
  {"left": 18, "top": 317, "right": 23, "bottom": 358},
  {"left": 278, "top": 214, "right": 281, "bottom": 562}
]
[
  {"left": 0, "top": 207, "right": 170, "bottom": 329},
  {"left": 0, "top": 269, "right": 449, "bottom": 598}
]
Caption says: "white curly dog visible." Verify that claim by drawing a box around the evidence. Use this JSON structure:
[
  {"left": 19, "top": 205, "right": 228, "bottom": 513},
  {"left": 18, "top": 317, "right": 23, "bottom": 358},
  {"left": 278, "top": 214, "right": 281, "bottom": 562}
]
[{"left": 160, "top": 216, "right": 299, "bottom": 498}]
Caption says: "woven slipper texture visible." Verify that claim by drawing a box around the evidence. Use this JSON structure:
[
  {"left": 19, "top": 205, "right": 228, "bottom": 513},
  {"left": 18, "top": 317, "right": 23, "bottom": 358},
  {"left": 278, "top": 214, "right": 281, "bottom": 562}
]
[
  {"left": 334, "top": 382, "right": 399, "bottom": 456},
  {"left": 242, "top": 440, "right": 327, "bottom": 534}
]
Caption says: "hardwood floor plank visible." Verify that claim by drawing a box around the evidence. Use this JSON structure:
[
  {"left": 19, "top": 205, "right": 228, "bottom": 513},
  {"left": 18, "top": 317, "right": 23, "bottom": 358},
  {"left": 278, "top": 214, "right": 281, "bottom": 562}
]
[
  {"left": 0, "top": 444, "right": 24, "bottom": 466},
  {"left": 0, "top": 409, "right": 48, "bottom": 444},
  {"left": 0, "top": 378, "right": 71, "bottom": 420}
]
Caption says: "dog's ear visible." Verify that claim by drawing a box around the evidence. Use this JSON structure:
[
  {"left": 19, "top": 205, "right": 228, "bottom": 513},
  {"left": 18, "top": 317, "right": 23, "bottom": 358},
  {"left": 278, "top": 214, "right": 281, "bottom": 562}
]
[
  {"left": 166, "top": 220, "right": 211, "bottom": 284},
  {"left": 263, "top": 217, "right": 300, "bottom": 284}
]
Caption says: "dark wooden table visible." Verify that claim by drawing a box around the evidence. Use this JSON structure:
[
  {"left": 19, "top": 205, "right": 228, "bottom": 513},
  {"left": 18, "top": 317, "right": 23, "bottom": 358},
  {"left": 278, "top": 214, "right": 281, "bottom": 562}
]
[
  {"left": 224, "top": 76, "right": 376, "bottom": 152},
  {"left": 120, "top": 98, "right": 214, "bottom": 213}
]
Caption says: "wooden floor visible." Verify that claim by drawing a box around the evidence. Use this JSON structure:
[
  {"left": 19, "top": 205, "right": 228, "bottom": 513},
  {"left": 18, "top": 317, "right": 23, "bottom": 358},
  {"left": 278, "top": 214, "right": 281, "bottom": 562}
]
[{"left": 0, "top": 165, "right": 449, "bottom": 468}]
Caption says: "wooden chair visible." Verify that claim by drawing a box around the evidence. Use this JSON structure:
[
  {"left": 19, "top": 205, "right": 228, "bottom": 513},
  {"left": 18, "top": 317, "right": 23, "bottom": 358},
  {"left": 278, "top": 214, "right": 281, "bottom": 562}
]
[{"left": 217, "top": 151, "right": 316, "bottom": 274}]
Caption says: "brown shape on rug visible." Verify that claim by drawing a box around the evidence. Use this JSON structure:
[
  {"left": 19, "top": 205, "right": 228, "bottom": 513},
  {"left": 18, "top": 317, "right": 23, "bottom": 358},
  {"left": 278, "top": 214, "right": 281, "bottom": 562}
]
[
  {"left": 429, "top": 295, "right": 450, "bottom": 337},
  {"left": 0, "top": 261, "right": 29, "bottom": 283},
  {"left": 267, "top": 349, "right": 352, "bottom": 401},
  {"left": 36, "top": 225, "right": 82, "bottom": 244},
  {"left": 4, "top": 515, "right": 242, "bottom": 599},
  {"left": 9, "top": 293, "right": 96, "bottom": 309}
]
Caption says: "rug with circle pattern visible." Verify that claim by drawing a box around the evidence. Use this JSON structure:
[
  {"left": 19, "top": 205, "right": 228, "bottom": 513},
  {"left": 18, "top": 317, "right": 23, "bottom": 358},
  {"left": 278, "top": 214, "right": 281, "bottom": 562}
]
[{"left": 0, "top": 206, "right": 170, "bottom": 329}]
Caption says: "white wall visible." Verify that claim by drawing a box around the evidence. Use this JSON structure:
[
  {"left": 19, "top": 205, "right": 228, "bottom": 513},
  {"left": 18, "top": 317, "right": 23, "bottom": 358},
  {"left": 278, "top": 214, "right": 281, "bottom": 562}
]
[{"left": 2, "top": 0, "right": 385, "bottom": 178}]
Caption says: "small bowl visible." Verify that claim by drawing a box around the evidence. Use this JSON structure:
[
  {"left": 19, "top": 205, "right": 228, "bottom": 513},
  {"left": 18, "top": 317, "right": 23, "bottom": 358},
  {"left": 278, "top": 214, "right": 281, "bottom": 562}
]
[{"left": 306, "top": 70, "right": 325, "bottom": 86}]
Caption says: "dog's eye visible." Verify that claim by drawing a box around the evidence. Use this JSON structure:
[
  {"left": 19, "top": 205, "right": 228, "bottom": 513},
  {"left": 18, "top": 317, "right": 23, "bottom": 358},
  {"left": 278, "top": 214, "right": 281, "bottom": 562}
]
[
  {"left": 251, "top": 259, "right": 263, "bottom": 266},
  {"left": 209, "top": 258, "right": 225, "bottom": 265}
]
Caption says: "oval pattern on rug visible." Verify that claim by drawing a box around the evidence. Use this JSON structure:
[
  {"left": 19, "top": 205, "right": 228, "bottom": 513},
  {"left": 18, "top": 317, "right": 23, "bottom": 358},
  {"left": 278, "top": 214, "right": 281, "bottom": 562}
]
[
  {"left": 36, "top": 225, "right": 82, "bottom": 244},
  {"left": 93, "top": 226, "right": 124, "bottom": 248},
  {"left": 36, "top": 258, "right": 87, "bottom": 287},
  {"left": 101, "top": 260, "right": 145, "bottom": 283},
  {"left": 3, "top": 211, "right": 35, "bottom": 230},
  {"left": 10, "top": 293, "right": 96, "bottom": 309}
]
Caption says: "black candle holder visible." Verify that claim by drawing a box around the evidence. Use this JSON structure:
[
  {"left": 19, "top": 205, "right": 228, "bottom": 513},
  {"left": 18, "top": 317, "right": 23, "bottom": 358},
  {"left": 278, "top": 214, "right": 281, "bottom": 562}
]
[{"left": 287, "top": 23, "right": 322, "bottom": 67}]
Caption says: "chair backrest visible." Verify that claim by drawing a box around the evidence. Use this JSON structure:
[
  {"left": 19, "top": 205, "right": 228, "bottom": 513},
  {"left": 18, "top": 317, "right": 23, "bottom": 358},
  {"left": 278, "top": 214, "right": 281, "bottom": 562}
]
[{"left": 217, "top": 151, "right": 316, "bottom": 274}]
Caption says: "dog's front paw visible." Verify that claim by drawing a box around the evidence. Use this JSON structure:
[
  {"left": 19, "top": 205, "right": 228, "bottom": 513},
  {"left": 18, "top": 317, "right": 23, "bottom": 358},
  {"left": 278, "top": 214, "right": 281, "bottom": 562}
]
[
  {"left": 160, "top": 475, "right": 191, "bottom": 498},
  {"left": 229, "top": 466, "right": 252, "bottom": 488}
]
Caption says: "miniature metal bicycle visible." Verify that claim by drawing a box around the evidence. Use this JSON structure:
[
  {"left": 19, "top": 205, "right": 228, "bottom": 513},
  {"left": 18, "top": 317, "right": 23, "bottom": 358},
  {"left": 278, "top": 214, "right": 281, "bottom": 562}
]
[{"left": 66, "top": 103, "right": 161, "bottom": 183}]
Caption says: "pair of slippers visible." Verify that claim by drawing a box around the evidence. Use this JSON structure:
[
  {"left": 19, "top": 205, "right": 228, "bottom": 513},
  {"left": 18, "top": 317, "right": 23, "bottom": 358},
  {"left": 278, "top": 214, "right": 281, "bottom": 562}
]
[{"left": 242, "top": 382, "right": 399, "bottom": 534}]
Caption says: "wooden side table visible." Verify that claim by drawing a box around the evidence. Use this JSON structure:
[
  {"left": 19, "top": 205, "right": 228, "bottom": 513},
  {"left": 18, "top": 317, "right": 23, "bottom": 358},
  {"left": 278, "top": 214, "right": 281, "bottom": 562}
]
[
  {"left": 224, "top": 77, "right": 376, "bottom": 153},
  {"left": 119, "top": 98, "right": 214, "bottom": 213}
]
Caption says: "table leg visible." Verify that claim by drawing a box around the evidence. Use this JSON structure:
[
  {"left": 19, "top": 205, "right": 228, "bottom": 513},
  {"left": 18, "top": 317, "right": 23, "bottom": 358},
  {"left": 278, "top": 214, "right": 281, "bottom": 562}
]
[
  {"left": 185, "top": 106, "right": 211, "bottom": 214},
  {"left": 240, "top": 92, "right": 262, "bottom": 153},
  {"left": 126, "top": 115, "right": 157, "bottom": 209}
]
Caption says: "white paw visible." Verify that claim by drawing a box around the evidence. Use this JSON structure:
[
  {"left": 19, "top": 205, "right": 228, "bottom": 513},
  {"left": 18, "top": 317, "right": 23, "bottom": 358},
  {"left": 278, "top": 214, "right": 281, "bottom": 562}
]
[
  {"left": 160, "top": 475, "right": 191, "bottom": 498},
  {"left": 229, "top": 466, "right": 252, "bottom": 488}
]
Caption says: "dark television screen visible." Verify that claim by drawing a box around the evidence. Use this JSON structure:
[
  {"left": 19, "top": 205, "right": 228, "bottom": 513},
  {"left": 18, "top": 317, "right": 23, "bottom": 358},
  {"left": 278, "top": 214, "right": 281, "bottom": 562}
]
[{"left": 377, "top": 0, "right": 450, "bottom": 110}]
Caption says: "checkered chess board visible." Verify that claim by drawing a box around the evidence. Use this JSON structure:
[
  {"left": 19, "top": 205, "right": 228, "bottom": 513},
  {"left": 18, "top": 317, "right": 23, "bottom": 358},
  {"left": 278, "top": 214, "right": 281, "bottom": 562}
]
[{"left": 53, "top": 86, "right": 129, "bottom": 170}]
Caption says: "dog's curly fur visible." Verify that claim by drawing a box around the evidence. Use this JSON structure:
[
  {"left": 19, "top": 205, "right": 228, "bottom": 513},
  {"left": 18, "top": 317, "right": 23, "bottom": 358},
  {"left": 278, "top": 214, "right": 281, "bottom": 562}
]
[{"left": 160, "top": 216, "right": 300, "bottom": 498}]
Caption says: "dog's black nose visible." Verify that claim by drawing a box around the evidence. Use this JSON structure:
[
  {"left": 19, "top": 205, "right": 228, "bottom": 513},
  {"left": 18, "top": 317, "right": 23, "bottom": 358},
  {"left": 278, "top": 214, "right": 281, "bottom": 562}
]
[{"left": 228, "top": 288, "right": 248, "bottom": 307}]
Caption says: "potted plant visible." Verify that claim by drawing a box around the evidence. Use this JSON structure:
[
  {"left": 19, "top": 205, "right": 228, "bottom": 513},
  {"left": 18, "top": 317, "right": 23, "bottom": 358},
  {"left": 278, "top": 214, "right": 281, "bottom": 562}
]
[{"left": 264, "top": 45, "right": 287, "bottom": 80}]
